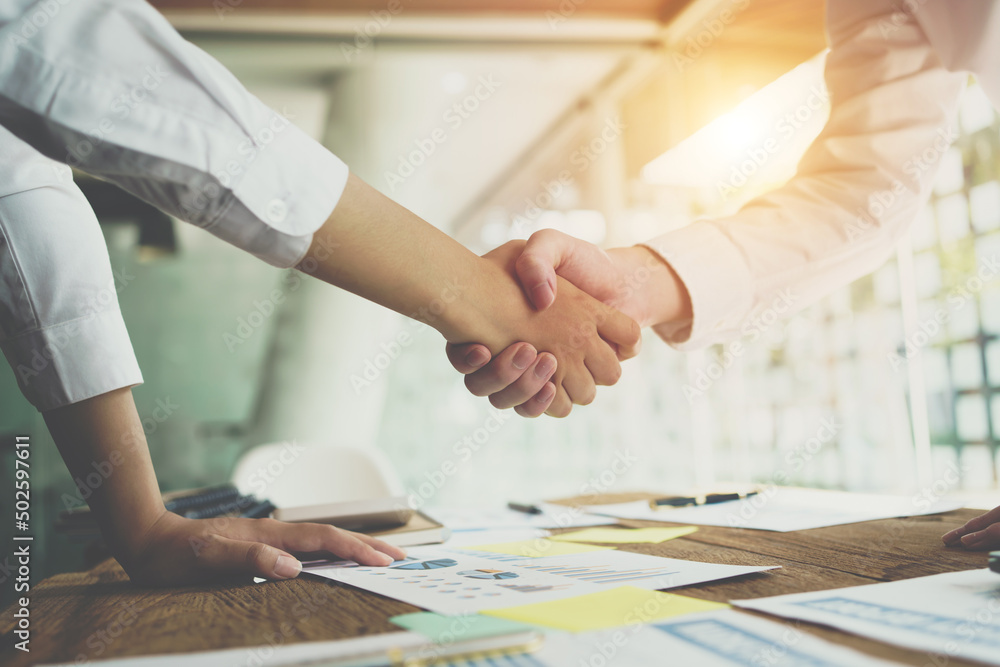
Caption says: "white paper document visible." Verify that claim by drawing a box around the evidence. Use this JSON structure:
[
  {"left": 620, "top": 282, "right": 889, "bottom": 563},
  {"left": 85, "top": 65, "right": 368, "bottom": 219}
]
[
  {"left": 43, "top": 612, "right": 901, "bottom": 667},
  {"left": 307, "top": 548, "right": 604, "bottom": 615},
  {"left": 735, "top": 569, "right": 1000, "bottom": 666},
  {"left": 426, "top": 503, "right": 615, "bottom": 532},
  {"left": 42, "top": 632, "right": 431, "bottom": 667},
  {"left": 308, "top": 546, "right": 779, "bottom": 615},
  {"left": 586, "top": 488, "right": 963, "bottom": 532},
  {"left": 450, "top": 547, "right": 779, "bottom": 591},
  {"left": 440, "top": 611, "right": 902, "bottom": 667}
]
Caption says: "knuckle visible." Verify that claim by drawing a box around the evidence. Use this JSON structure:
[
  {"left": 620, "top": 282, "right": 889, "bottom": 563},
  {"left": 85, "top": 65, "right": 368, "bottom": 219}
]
[
  {"left": 489, "top": 394, "right": 514, "bottom": 410},
  {"left": 244, "top": 542, "right": 270, "bottom": 569},
  {"left": 465, "top": 375, "right": 492, "bottom": 397}
]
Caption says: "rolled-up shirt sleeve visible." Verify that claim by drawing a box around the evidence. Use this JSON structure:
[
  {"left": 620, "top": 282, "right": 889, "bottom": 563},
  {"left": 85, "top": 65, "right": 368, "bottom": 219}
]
[
  {"left": 645, "top": 0, "right": 970, "bottom": 350},
  {"left": 0, "top": 126, "right": 143, "bottom": 411},
  {"left": 0, "top": 0, "right": 348, "bottom": 268}
]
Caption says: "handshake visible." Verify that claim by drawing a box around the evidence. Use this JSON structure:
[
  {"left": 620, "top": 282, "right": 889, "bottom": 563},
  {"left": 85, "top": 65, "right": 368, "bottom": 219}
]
[{"left": 441, "top": 229, "right": 692, "bottom": 418}]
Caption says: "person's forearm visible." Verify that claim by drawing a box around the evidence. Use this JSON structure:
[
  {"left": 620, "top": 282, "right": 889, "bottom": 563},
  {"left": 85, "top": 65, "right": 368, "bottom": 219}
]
[
  {"left": 298, "top": 174, "right": 522, "bottom": 349},
  {"left": 43, "top": 388, "right": 166, "bottom": 565}
]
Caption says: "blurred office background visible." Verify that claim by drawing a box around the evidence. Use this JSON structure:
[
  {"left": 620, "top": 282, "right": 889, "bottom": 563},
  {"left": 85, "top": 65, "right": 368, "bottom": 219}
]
[{"left": 1, "top": 0, "right": 999, "bottom": 581}]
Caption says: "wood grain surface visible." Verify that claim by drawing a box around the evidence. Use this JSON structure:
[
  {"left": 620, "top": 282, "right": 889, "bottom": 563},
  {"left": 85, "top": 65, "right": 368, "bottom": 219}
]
[{"left": 0, "top": 497, "right": 991, "bottom": 667}]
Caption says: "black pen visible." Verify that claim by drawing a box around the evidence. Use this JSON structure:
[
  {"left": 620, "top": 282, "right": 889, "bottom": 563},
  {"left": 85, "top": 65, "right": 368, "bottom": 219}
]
[
  {"left": 649, "top": 491, "right": 758, "bottom": 509},
  {"left": 507, "top": 502, "right": 543, "bottom": 515}
]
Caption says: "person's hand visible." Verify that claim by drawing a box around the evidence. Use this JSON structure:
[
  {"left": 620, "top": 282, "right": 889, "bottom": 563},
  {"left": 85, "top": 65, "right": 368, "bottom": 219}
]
[
  {"left": 448, "top": 230, "right": 689, "bottom": 415},
  {"left": 942, "top": 505, "right": 1000, "bottom": 550},
  {"left": 456, "top": 239, "right": 641, "bottom": 418},
  {"left": 120, "top": 510, "right": 406, "bottom": 587}
]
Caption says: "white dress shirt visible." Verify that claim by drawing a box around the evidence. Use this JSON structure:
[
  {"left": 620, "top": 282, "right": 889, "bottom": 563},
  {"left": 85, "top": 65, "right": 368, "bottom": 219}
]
[
  {"left": 648, "top": 0, "right": 1000, "bottom": 350},
  {"left": 0, "top": 0, "right": 348, "bottom": 410}
]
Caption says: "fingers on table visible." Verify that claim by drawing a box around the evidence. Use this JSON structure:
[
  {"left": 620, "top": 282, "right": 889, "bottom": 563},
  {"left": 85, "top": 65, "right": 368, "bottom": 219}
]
[
  {"left": 943, "top": 505, "right": 1000, "bottom": 545},
  {"left": 194, "top": 533, "right": 300, "bottom": 580},
  {"left": 959, "top": 522, "right": 1000, "bottom": 549}
]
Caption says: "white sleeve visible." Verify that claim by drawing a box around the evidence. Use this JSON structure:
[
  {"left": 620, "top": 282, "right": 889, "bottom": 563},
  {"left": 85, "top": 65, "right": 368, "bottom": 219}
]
[
  {"left": 0, "top": 126, "right": 143, "bottom": 411},
  {"left": 645, "top": 0, "right": 968, "bottom": 350},
  {"left": 0, "top": 0, "right": 349, "bottom": 268}
]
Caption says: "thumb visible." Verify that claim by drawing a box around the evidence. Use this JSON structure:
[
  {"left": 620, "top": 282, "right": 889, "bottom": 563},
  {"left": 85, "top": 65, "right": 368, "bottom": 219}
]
[
  {"left": 516, "top": 230, "right": 614, "bottom": 311},
  {"left": 196, "top": 535, "right": 302, "bottom": 580},
  {"left": 514, "top": 230, "right": 575, "bottom": 310}
]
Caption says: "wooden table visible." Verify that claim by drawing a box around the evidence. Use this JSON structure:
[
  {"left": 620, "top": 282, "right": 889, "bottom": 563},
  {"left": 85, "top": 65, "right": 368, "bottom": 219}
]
[{"left": 0, "top": 496, "right": 991, "bottom": 667}]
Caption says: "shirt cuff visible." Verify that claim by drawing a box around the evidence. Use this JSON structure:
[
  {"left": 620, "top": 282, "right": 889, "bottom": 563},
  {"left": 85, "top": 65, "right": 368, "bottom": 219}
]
[
  {"left": 642, "top": 221, "right": 755, "bottom": 351},
  {"left": 203, "top": 121, "right": 350, "bottom": 269},
  {"left": 0, "top": 307, "right": 143, "bottom": 412}
]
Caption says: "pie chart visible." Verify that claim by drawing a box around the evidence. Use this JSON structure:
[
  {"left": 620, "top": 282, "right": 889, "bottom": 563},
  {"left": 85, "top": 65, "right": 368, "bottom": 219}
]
[
  {"left": 390, "top": 558, "right": 458, "bottom": 571},
  {"left": 457, "top": 569, "right": 520, "bottom": 580}
]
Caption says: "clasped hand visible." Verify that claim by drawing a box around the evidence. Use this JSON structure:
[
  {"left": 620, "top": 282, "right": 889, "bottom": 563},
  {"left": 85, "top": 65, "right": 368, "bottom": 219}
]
[
  {"left": 450, "top": 230, "right": 686, "bottom": 417},
  {"left": 453, "top": 239, "right": 641, "bottom": 418}
]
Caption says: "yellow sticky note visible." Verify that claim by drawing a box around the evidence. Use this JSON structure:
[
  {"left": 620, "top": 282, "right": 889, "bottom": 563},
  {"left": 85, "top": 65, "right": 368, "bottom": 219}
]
[
  {"left": 463, "top": 539, "right": 613, "bottom": 558},
  {"left": 549, "top": 526, "right": 698, "bottom": 544},
  {"left": 483, "top": 586, "right": 728, "bottom": 632}
]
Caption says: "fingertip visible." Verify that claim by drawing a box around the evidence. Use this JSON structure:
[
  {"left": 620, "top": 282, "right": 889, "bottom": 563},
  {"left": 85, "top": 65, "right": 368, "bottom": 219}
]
[
  {"left": 274, "top": 555, "right": 302, "bottom": 579},
  {"left": 529, "top": 282, "right": 555, "bottom": 310},
  {"left": 465, "top": 346, "right": 490, "bottom": 369},
  {"left": 961, "top": 532, "right": 982, "bottom": 547}
]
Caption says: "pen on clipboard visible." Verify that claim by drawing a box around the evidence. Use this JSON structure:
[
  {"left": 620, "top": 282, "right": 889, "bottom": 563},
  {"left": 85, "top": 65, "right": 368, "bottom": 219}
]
[{"left": 649, "top": 491, "right": 759, "bottom": 510}]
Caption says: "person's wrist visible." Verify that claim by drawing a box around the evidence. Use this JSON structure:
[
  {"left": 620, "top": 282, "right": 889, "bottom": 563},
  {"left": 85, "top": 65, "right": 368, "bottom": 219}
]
[
  {"left": 432, "top": 252, "right": 523, "bottom": 349},
  {"left": 608, "top": 245, "right": 691, "bottom": 329}
]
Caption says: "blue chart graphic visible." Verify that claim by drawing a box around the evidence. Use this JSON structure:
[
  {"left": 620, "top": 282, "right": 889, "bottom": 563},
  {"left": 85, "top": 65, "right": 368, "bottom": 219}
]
[
  {"left": 793, "top": 597, "right": 1000, "bottom": 649},
  {"left": 656, "top": 619, "right": 844, "bottom": 667},
  {"left": 458, "top": 569, "right": 520, "bottom": 580},
  {"left": 520, "top": 562, "right": 679, "bottom": 585},
  {"left": 390, "top": 558, "right": 459, "bottom": 571}
]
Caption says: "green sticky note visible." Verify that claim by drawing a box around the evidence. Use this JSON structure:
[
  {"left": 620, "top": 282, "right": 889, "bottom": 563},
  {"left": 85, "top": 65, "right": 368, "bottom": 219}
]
[
  {"left": 548, "top": 526, "right": 698, "bottom": 544},
  {"left": 462, "top": 538, "right": 613, "bottom": 558},
  {"left": 390, "top": 611, "right": 535, "bottom": 643},
  {"left": 483, "top": 586, "right": 728, "bottom": 633}
]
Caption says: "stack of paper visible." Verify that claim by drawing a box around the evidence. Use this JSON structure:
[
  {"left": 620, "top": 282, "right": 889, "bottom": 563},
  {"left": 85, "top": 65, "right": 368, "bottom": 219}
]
[
  {"left": 735, "top": 569, "right": 1000, "bottom": 666},
  {"left": 586, "top": 488, "right": 963, "bottom": 532}
]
